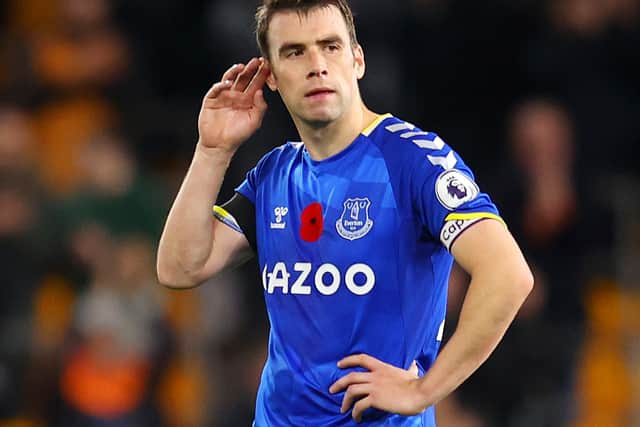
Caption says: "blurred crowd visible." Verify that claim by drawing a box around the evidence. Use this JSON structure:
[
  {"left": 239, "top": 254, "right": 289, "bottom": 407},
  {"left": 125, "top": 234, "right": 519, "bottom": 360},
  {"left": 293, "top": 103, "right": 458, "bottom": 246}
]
[{"left": 0, "top": 0, "right": 638, "bottom": 426}]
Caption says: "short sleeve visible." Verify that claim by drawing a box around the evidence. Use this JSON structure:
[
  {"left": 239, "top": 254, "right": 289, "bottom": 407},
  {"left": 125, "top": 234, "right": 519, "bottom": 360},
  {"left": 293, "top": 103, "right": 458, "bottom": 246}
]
[
  {"left": 236, "top": 164, "right": 259, "bottom": 204},
  {"left": 211, "top": 150, "right": 265, "bottom": 236},
  {"left": 410, "top": 140, "right": 504, "bottom": 251}
]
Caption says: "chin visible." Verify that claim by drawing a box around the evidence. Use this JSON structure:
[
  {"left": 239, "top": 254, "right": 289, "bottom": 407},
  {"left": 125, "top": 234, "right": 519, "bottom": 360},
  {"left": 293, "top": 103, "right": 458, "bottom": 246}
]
[{"left": 301, "top": 109, "right": 341, "bottom": 128}]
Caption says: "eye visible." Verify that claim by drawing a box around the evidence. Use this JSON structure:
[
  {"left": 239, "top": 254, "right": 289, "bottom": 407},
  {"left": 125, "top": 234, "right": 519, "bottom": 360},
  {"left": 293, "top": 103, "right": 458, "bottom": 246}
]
[
  {"left": 287, "top": 49, "right": 304, "bottom": 58},
  {"left": 326, "top": 44, "right": 340, "bottom": 52}
]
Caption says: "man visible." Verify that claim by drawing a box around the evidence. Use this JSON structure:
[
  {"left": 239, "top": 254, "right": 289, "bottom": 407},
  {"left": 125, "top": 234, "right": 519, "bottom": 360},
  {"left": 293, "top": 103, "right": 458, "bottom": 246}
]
[{"left": 157, "top": 1, "right": 533, "bottom": 425}]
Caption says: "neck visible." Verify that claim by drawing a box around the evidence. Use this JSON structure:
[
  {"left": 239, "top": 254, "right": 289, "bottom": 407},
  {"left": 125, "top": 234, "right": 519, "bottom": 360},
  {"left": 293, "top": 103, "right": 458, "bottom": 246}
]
[{"left": 295, "top": 104, "right": 378, "bottom": 161}]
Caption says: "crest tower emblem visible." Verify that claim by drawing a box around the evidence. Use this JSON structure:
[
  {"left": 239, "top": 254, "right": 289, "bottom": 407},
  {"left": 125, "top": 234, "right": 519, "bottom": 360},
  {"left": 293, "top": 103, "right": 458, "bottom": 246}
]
[{"left": 336, "top": 198, "right": 373, "bottom": 240}]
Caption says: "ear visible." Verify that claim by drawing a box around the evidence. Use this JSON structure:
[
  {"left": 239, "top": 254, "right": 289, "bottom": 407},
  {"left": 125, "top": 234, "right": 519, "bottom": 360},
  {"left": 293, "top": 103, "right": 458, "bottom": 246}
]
[
  {"left": 354, "top": 44, "right": 365, "bottom": 80},
  {"left": 265, "top": 61, "right": 278, "bottom": 91}
]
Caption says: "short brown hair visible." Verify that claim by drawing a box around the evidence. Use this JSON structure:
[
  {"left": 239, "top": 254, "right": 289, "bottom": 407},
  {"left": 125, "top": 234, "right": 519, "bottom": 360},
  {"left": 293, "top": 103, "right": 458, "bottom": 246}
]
[{"left": 255, "top": 0, "right": 358, "bottom": 59}]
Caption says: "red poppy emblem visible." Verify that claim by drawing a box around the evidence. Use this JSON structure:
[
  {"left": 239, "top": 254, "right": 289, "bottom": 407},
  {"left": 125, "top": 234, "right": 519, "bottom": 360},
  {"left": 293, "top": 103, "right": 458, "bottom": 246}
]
[{"left": 300, "top": 202, "right": 323, "bottom": 242}]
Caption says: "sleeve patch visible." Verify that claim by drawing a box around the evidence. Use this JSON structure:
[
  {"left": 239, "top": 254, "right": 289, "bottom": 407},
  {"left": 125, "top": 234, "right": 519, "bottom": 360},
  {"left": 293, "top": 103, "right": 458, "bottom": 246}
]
[
  {"left": 212, "top": 205, "right": 243, "bottom": 234},
  {"left": 435, "top": 169, "right": 479, "bottom": 210}
]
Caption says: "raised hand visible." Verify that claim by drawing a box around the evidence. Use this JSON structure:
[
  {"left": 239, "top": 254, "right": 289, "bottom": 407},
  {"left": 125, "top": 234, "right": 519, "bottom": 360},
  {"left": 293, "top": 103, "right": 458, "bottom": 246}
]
[
  {"left": 198, "top": 57, "right": 270, "bottom": 153},
  {"left": 329, "top": 354, "right": 428, "bottom": 423}
]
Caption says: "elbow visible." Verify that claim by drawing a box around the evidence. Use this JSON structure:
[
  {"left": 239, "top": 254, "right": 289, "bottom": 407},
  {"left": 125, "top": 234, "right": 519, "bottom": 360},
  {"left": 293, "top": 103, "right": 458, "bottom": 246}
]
[
  {"left": 522, "top": 267, "right": 535, "bottom": 296},
  {"left": 156, "top": 256, "right": 200, "bottom": 290},
  {"left": 513, "top": 263, "right": 535, "bottom": 302}
]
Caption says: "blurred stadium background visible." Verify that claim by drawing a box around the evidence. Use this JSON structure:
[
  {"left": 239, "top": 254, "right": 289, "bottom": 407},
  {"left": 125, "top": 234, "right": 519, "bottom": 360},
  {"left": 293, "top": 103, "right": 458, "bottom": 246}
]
[{"left": 0, "top": 0, "right": 638, "bottom": 426}]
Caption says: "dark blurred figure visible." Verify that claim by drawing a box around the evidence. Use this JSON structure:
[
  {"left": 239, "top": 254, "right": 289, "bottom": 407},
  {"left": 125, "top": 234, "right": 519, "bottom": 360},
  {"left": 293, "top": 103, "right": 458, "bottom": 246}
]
[
  {"left": 0, "top": 175, "right": 46, "bottom": 421},
  {"left": 494, "top": 99, "right": 607, "bottom": 324},
  {"left": 61, "top": 130, "right": 167, "bottom": 242},
  {"left": 0, "top": 106, "right": 37, "bottom": 174},
  {"left": 0, "top": 105, "right": 68, "bottom": 424},
  {"left": 57, "top": 232, "right": 169, "bottom": 427},
  {"left": 445, "top": 99, "right": 597, "bottom": 427},
  {"left": 156, "top": 267, "right": 262, "bottom": 427},
  {"left": 508, "top": 100, "right": 577, "bottom": 246}
]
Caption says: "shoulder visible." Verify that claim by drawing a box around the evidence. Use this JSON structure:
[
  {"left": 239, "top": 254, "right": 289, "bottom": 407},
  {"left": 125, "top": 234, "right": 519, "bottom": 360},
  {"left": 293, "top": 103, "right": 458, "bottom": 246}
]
[
  {"left": 252, "top": 141, "right": 303, "bottom": 175},
  {"left": 366, "top": 114, "right": 458, "bottom": 175}
]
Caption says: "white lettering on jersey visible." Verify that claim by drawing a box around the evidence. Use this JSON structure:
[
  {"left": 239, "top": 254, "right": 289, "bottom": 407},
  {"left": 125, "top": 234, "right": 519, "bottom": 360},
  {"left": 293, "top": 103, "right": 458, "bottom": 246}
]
[
  {"left": 345, "top": 264, "right": 376, "bottom": 295},
  {"left": 291, "top": 263, "right": 312, "bottom": 295},
  {"left": 440, "top": 218, "right": 483, "bottom": 251},
  {"left": 262, "top": 262, "right": 377, "bottom": 296},
  {"left": 315, "top": 264, "right": 341, "bottom": 295},
  {"left": 267, "top": 262, "right": 291, "bottom": 293}
]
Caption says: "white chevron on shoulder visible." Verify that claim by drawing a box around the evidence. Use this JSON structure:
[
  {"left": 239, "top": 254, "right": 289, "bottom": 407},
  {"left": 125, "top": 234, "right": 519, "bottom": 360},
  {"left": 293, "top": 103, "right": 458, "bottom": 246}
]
[
  {"left": 385, "top": 122, "right": 415, "bottom": 133},
  {"left": 400, "top": 131, "right": 431, "bottom": 139},
  {"left": 427, "top": 151, "right": 457, "bottom": 170},
  {"left": 412, "top": 136, "right": 445, "bottom": 150}
]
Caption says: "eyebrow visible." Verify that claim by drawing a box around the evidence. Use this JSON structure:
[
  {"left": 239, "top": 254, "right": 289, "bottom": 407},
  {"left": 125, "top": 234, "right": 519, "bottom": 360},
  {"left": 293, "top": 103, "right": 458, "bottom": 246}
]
[
  {"left": 317, "top": 35, "right": 344, "bottom": 46},
  {"left": 278, "top": 42, "right": 306, "bottom": 56},
  {"left": 277, "top": 34, "right": 345, "bottom": 57}
]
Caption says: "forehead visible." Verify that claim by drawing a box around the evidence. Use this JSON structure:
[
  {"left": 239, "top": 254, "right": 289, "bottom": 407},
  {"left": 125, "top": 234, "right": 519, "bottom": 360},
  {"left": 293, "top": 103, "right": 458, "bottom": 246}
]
[{"left": 267, "top": 5, "right": 350, "bottom": 48}]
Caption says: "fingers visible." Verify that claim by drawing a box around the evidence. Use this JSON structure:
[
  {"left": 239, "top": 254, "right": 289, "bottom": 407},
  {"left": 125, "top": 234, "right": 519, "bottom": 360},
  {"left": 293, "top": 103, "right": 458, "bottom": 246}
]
[
  {"left": 221, "top": 63, "right": 245, "bottom": 82},
  {"left": 233, "top": 57, "right": 262, "bottom": 92},
  {"left": 352, "top": 396, "right": 373, "bottom": 423},
  {"left": 206, "top": 58, "right": 267, "bottom": 99},
  {"left": 245, "top": 60, "right": 270, "bottom": 96},
  {"left": 340, "top": 383, "right": 370, "bottom": 414},
  {"left": 202, "top": 59, "right": 269, "bottom": 116},
  {"left": 253, "top": 89, "right": 268, "bottom": 112},
  {"left": 337, "top": 354, "right": 384, "bottom": 371},
  {"left": 329, "top": 371, "right": 371, "bottom": 394},
  {"left": 204, "top": 63, "right": 246, "bottom": 100},
  {"left": 205, "top": 80, "right": 234, "bottom": 100}
]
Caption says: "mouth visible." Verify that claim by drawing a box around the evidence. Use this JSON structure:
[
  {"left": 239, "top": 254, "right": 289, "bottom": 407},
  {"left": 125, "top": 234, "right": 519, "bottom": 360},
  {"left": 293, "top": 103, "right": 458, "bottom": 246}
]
[{"left": 305, "top": 88, "right": 336, "bottom": 98}]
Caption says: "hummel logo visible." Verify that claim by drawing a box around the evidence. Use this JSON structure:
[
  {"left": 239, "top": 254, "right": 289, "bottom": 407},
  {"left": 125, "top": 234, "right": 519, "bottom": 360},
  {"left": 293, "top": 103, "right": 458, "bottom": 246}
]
[{"left": 271, "top": 207, "right": 288, "bottom": 230}]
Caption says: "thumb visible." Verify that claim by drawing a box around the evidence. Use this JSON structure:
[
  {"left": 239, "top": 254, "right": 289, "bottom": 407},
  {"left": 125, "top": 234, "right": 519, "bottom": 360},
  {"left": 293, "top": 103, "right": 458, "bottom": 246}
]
[
  {"left": 254, "top": 89, "right": 268, "bottom": 112},
  {"left": 408, "top": 361, "right": 419, "bottom": 378}
]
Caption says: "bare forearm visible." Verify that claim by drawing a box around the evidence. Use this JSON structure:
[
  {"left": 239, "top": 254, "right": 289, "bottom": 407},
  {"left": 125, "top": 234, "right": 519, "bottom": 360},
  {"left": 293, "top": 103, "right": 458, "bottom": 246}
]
[
  {"left": 157, "top": 142, "right": 235, "bottom": 285},
  {"left": 416, "top": 268, "right": 533, "bottom": 406}
]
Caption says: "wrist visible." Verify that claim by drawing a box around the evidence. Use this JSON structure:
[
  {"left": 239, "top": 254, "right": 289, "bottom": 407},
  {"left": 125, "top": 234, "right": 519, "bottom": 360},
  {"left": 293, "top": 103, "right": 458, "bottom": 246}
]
[
  {"left": 195, "top": 140, "right": 236, "bottom": 164},
  {"left": 413, "top": 376, "right": 438, "bottom": 410}
]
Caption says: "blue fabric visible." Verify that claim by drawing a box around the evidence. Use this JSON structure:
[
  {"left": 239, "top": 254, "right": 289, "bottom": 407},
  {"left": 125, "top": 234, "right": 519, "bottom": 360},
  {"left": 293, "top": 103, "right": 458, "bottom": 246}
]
[{"left": 235, "top": 115, "right": 499, "bottom": 426}]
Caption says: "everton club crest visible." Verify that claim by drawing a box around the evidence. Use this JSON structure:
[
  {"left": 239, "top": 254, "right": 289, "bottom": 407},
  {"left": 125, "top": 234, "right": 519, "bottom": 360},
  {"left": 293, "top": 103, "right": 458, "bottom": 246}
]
[{"left": 336, "top": 197, "right": 373, "bottom": 241}]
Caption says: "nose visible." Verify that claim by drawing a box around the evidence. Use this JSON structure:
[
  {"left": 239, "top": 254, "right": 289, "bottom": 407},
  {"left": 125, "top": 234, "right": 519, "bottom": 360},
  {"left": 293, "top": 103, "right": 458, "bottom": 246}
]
[{"left": 306, "top": 48, "right": 328, "bottom": 79}]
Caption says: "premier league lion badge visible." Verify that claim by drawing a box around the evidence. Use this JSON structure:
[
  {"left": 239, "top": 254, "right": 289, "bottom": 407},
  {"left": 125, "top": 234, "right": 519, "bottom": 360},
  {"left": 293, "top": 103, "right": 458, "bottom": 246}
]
[
  {"left": 336, "top": 197, "right": 373, "bottom": 241},
  {"left": 435, "top": 169, "right": 480, "bottom": 210}
]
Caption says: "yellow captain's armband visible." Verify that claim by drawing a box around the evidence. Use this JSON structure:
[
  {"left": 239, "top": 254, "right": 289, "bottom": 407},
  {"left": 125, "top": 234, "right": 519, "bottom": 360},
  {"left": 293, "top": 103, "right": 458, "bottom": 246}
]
[
  {"left": 440, "top": 213, "right": 506, "bottom": 251},
  {"left": 212, "top": 205, "right": 243, "bottom": 234}
]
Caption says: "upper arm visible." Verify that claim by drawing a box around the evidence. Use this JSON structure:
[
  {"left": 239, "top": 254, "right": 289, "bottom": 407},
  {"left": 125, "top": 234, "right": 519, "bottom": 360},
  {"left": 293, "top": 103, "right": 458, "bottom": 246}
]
[
  {"left": 192, "top": 193, "right": 257, "bottom": 284},
  {"left": 192, "top": 217, "right": 254, "bottom": 284},
  {"left": 450, "top": 219, "right": 532, "bottom": 286}
]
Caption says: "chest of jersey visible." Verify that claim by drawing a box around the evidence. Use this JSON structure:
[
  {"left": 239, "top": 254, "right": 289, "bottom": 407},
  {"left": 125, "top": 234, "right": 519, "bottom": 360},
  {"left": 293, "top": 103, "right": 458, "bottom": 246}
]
[{"left": 254, "top": 148, "right": 403, "bottom": 298}]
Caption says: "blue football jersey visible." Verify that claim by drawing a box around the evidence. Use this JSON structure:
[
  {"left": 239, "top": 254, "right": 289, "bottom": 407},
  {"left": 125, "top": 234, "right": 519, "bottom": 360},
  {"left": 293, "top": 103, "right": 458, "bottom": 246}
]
[{"left": 214, "top": 114, "right": 503, "bottom": 426}]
